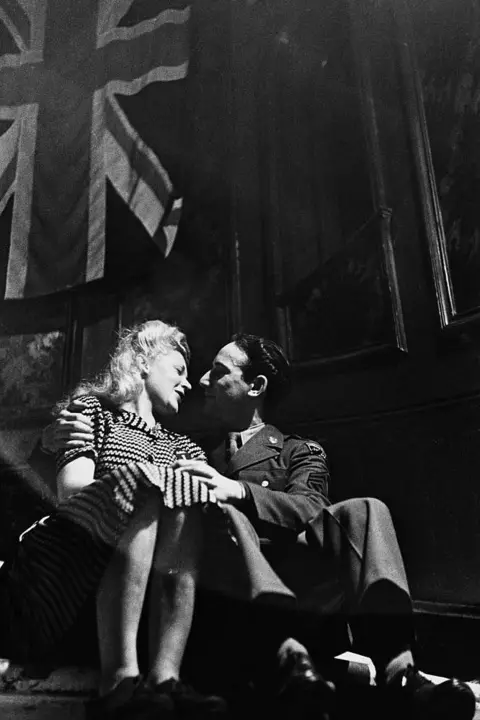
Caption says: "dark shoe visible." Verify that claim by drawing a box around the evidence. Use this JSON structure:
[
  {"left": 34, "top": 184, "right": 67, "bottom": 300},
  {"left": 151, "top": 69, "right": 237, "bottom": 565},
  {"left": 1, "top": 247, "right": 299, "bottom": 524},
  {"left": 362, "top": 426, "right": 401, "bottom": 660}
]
[
  {"left": 153, "top": 678, "right": 228, "bottom": 717},
  {"left": 275, "top": 649, "right": 336, "bottom": 719},
  {"left": 87, "top": 676, "right": 174, "bottom": 720},
  {"left": 386, "top": 665, "right": 476, "bottom": 720}
]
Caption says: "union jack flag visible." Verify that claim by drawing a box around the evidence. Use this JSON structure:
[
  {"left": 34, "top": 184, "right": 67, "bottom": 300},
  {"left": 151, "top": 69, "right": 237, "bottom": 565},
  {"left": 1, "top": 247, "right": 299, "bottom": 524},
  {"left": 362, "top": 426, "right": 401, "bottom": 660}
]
[{"left": 0, "top": 0, "right": 189, "bottom": 299}]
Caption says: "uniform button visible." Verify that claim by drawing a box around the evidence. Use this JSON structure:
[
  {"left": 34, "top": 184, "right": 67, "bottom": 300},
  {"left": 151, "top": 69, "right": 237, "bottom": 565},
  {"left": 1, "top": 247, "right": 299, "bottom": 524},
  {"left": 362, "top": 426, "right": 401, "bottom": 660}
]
[{"left": 261, "top": 480, "right": 269, "bottom": 487}]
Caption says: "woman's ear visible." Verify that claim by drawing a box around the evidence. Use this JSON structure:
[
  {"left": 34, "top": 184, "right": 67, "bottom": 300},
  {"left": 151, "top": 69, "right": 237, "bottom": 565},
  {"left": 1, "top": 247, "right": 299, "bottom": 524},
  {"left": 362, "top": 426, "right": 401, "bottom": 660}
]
[
  {"left": 248, "top": 374, "right": 268, "bottom": 398},
  {"left": 138, "top": 356, "right": 150, "bottom": 378}
]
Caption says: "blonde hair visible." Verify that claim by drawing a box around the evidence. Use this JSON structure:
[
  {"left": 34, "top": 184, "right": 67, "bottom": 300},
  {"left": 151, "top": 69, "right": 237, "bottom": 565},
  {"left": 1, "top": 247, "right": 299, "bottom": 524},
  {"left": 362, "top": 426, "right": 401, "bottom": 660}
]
[{"left": 58, "top": 320, "right": 190, "bottom": 411}]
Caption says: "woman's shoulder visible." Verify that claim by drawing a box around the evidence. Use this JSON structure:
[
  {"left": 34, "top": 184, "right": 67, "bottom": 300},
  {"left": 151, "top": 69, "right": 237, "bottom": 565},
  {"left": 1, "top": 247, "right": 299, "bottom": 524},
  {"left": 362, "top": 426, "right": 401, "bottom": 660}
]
[
  {"left": 162, "top": 427, "right": 205, "bottom": 454},
  {"left": 161, "top": 426, "right": 192, "bottom": 443},
  {"left": 70, "top": 394, "right": 118, "bottom": 421},
  {"left": 71, "top": 394, "right": 104, "bottom": 413},
  {"left": 73, "top": 393, "right": 101, "bottom": 406}
]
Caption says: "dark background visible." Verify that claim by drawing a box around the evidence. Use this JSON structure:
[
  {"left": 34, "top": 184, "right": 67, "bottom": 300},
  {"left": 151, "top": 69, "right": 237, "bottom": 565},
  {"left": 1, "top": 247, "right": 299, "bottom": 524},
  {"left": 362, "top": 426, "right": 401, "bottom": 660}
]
[{"left": 1, "top": 0, "right": 480, "bottom": 672}]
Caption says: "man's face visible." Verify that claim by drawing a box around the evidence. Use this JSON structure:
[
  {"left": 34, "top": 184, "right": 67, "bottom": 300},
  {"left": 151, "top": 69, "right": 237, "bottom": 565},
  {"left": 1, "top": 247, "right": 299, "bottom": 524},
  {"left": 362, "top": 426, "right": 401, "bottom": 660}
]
[{"left": 199, "top": 342, "right": 252, "bottom": 425}]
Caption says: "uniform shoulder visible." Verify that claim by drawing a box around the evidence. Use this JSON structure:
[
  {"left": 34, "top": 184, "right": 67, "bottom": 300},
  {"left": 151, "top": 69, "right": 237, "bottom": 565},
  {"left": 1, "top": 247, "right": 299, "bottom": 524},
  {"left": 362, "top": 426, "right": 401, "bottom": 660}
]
[{"left": 283, "top": 433, "right": 328, "bottom": 459}]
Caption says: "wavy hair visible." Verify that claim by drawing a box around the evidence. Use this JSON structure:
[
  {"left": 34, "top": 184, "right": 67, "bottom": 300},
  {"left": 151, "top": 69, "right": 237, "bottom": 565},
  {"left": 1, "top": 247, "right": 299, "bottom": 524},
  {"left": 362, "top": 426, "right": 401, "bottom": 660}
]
[
  {"left": 57, "top": 320, "right": 190, "bottom": 411},
  {"left": 231, "top": 333, "right": 292, "bottom": 409}
]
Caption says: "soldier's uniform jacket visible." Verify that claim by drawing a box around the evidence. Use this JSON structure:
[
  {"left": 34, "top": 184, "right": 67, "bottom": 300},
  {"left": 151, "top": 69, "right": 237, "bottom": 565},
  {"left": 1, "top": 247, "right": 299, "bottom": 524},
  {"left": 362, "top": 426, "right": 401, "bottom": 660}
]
[
  {"left": 206, "top": 422, "right": 410, "bottom": 626},
  {"left": 208, "top": 424, "right": 331, "bottom": 542}
]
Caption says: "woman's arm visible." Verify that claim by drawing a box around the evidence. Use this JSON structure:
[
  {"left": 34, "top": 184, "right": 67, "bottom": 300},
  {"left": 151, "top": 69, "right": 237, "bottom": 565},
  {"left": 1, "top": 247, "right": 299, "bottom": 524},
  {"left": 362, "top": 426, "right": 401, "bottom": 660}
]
[{"left": 56, "top": 455, "right": 95, "bottom": 503}]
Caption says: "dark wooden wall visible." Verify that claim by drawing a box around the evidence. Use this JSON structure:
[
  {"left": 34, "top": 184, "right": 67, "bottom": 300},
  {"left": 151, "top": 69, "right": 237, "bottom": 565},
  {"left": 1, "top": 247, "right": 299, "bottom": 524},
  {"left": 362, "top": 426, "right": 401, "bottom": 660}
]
[
  {"left": 1, "top": 0, "right": 480, "bottom": 623},
  {"left": 226, "top": 0, "right": 480, "bottom": 616}
]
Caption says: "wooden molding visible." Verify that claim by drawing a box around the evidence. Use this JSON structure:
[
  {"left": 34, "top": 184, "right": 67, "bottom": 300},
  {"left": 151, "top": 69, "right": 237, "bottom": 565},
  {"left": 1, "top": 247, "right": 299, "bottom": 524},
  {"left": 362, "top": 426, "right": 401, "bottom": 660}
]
[
  {"left": 348, "top": 0, "right": 407, "bottom": 355},
  {"left": 394, "top": 0, "right": 480, "bottom": 331},
  {"left": 261, "top": 0, "right": 408, "bottom": 368}
]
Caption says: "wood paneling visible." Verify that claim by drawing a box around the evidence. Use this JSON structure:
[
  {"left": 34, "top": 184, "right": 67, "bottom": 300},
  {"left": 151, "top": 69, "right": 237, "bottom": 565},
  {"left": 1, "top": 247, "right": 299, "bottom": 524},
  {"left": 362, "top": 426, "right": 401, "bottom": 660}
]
[{"left": 397, "top": 0, "right": 480, "bottom": 329}]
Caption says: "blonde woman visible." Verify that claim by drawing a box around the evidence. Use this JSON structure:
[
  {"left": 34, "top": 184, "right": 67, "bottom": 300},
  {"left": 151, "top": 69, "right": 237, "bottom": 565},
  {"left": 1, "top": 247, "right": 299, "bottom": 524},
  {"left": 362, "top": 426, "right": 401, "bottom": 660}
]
[{"left": 0, "top": 321, "right": 226, "bottom": 719}]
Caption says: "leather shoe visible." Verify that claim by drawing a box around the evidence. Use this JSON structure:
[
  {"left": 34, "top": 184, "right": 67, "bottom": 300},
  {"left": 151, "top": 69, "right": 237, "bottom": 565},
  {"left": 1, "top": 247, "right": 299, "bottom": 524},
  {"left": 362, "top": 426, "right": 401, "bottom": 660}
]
[
  {"left": 275, "top": 649, "right": 336, "bottom": 719},
  {"left": 152, "top": 678, "right": 228, "bottom": 717},
  {"left": 87, "top": 676, "right": 173, "bottom": 720},
  {"left": 384, "top": 665, "right": 476, "bottom": 720}
]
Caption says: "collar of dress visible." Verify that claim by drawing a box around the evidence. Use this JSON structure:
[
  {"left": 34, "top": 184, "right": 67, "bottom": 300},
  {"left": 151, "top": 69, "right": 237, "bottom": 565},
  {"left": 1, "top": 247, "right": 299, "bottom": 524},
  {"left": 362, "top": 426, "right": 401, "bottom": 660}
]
[{"left": 117, "top": 408, "right": 166, "bottom": 438}]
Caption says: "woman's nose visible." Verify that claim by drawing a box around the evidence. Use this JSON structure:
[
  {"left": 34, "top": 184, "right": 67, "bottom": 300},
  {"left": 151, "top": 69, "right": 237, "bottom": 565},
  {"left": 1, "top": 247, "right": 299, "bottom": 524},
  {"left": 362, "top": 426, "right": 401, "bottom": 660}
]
[{"left": 183, "top": 378, "right": 192, "bottom": 391}]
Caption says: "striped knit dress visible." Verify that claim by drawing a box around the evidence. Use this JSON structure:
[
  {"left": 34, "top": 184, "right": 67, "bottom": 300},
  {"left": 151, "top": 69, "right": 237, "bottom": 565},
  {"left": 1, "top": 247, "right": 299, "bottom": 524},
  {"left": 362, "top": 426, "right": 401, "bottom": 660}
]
[{"left": 0, "top": 395, "right": 216, "bottom": 661}]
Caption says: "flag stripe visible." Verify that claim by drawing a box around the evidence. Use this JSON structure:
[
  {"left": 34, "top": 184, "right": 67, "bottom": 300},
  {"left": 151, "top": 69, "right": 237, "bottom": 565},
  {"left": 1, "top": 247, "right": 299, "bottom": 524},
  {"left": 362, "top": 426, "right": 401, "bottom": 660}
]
[
  {"left": 4, "top": 103, "right": 37, "bottom": 299},
  {"left": 86, "top": 88, "right": 107, "bottom": 284},
  {"left": 96, "top": 0, "right": 133, "bottom": 39},
  {"left": 163, "top": 197, "right": 182, "bottom": 228},
  {"left": 98, "top": 6, "right": 191, "bottom": 50},
  {"left": 0, "top": 118, "right": 19, "bottom": 180},
  {"left": 105, "top": 129, "right": 164, "bottom": 237},
  {"left": 105, "top": 91, "right": 172, "bottom": 211},
  {"left": 163, "top": 197, "right": 182, "bottom": 255},
  {"left": 151, "top": 197, "right": 182, "bottom": 256},
  {"left": 0, "top": 0, "right": 31, "bottom": 52},
  {"left": 0, "top": 158, "right": 16, "bottom": 215}
]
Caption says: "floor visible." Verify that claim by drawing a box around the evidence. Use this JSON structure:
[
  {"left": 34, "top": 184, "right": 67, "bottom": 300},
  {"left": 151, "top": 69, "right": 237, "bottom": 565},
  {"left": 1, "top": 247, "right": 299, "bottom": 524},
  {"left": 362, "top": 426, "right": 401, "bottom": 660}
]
[{"left": 0, "top": 654, "right": 479, "bottom": 719}]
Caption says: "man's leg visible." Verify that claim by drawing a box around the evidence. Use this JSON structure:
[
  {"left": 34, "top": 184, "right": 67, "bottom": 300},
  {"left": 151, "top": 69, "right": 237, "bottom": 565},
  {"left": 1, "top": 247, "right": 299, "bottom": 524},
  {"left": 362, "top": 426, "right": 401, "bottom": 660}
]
[
  {"left": 314, "top": 497, "right": 414, "bottom": 671},
  {"left": 307, "top": 497, "right": 476, "bottom": 719},
  {"left": 199, "top": 505, "right": 336, "bottom": 717}
]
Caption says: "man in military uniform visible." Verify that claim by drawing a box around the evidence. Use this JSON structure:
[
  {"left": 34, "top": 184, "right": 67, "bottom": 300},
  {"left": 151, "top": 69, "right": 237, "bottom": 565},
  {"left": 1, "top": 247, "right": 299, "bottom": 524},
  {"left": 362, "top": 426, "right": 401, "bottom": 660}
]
[{"left": 40, "top": 333, "right": 475, "bottom": 720}]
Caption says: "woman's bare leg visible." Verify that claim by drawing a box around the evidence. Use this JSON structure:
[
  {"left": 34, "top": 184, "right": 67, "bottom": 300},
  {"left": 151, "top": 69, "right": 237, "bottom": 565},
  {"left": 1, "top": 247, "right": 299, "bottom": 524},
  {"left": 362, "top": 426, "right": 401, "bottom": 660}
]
[
  {"left": 96, "top": 490, "right": 161, "bottom": 696},
  {"left": 146, "top": 506, "right": 203, "bottom": 686}
]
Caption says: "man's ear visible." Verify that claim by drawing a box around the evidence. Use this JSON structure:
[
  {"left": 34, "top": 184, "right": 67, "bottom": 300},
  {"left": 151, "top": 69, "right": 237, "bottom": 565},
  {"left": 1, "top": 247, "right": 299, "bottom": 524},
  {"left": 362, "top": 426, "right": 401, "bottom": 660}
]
[{"left": 248, "top": 375, "right": 268, "bottom": 398}]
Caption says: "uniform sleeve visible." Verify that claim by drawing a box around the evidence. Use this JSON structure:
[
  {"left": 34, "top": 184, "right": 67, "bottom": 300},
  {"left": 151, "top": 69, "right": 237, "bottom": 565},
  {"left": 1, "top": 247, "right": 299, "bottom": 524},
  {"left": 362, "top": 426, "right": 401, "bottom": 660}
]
[
  {"left": 243, "top": 440, "right": 331, "bottom": 539},
  {"left": 55, "top": 395, "right": 106, "bottom": 473}
]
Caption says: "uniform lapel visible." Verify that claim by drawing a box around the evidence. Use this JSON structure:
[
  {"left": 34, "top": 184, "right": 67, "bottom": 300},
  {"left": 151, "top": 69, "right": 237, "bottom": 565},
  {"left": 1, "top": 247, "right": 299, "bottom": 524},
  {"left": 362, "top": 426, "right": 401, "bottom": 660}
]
[
  {"left": 227, "top": 424, "right": 284, "bottom": 474},
  {"left": 209, "top": 439, "right": 229, "bottom": 475}
]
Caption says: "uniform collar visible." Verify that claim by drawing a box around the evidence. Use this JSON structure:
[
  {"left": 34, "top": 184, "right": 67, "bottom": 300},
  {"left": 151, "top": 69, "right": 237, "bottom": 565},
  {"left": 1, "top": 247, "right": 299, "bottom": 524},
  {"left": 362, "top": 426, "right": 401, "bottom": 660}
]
[
  {"left": 238, "top": 422, "right": 265, "bottom": 446},
  {"left": 227, "top": 423, "right": 284, "bottom": 473}
]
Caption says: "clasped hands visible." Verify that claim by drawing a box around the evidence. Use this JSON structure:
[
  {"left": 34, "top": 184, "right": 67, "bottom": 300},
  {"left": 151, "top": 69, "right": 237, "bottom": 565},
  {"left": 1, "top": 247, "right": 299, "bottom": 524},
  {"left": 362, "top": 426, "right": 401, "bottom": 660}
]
[{"left": 173, "top": 460, "right": 245, "bottom": 504}]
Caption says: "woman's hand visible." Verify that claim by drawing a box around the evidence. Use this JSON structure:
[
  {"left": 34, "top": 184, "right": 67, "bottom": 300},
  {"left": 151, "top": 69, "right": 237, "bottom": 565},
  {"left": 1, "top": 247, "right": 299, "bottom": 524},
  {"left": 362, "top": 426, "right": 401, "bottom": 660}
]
[
  {"left": 174, "top": 459, "right": 245, "bottom": 504},
  {"left": 41, "top": 400, "right": 94, "bottom": 453}
]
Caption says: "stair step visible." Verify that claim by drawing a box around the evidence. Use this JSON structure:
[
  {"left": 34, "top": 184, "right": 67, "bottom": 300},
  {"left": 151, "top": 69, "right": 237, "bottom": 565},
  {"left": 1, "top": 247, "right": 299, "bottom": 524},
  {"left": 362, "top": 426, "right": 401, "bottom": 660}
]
[
  {"left": 0, "top": 694, "right": 87, "bottom": 719},
  {"left": 1, "top": 655, "right": 479, "bottom": 719}
]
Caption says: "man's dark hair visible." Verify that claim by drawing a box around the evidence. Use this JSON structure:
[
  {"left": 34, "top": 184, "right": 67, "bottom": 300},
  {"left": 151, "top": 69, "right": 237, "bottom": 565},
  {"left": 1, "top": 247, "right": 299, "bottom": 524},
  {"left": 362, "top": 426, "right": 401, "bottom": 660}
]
[{"left": 231, "top": 333, "right": 292, "bottom": 408}]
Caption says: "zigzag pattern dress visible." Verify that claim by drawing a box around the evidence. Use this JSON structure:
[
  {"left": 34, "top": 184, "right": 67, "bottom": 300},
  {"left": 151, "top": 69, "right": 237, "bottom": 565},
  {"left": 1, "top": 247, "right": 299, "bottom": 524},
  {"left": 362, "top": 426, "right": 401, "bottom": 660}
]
[{"left": 0, "top": 395, "right": 216, "bottom": 661}]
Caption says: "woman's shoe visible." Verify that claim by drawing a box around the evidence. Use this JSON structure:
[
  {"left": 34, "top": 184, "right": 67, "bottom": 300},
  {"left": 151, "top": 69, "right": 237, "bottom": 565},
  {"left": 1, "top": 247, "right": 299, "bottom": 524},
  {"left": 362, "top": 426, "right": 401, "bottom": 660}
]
[
  {"left": 87, "top": 676, "right": 174, "bottom": 720},
  {"left": 152, "top": 677, "right": 228, "bottom": 717}
]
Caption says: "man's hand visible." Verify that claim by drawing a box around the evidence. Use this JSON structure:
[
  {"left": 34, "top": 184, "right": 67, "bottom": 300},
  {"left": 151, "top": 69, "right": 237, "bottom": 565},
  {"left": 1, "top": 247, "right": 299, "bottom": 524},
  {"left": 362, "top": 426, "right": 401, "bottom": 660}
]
[
  {"left": 174, "top": 459, "right": 245, "bottom": 504},
  {"left": 41, "top": 400, "right": 94, "bottom": 453}
]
